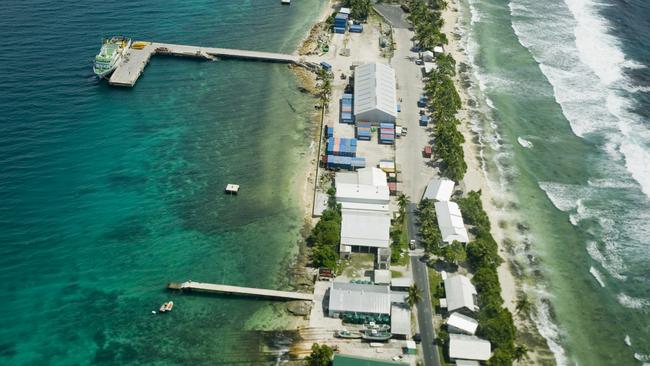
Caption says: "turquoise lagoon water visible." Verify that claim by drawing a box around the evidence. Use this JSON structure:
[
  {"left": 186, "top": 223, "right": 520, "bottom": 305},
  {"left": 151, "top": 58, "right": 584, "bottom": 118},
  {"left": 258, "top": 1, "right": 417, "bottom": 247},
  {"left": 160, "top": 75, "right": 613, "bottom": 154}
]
[{"left": 0, "top": 0, "right": 323, "bottom": 364}]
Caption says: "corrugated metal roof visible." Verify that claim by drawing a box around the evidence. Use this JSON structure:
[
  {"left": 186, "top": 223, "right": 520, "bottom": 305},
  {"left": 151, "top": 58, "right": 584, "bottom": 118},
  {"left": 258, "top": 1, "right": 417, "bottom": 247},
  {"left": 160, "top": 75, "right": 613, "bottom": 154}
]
[
  {"left": 354, "top": 63, "right": 397, "bottom": 120},
  {"left": 449, "top": 334, "right": 491, "bottom": 361},
  {"left": 423, "top": 179, "right": 455, "bottom": 201},
  {"left": 455, "top": 360, "right": 480, "bottom": 366},
  {"left": 447, "top": 312, "right": 479, "bottom": 335},
  {"left": 435, "top": 201, "right": 469, "bottom": 243},
  {"left": 340, "top": 209, "right": 391, "bottom": 248},
  {"left": 328, "top": 282, "right": 391, "bottom": 315},
  {"left": 391, "top": 304, "right": 412, "bottom": 335},
  {"left": 444, "top": 275, "right": 478, "bottom": 313},
  {"left": 333, "top": 354, "right": 408, "bottom": 366}
]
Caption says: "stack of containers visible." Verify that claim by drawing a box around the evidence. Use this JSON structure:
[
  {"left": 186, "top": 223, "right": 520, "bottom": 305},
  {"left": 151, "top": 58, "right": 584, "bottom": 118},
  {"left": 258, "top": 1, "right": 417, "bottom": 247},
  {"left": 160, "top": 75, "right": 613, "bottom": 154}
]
[
  {"left": 356, "top": 121, "right": 372, "bottom": 140},
  {"left": 341, "top": 93, "right": 354, "bottom": 123},
  {"left": 333, "top": 13, "right": 348, "bottom": 33},
  {"left": 327, "top": 137, "right": 358, "bottom": 157},
  {"left": 379, "top": 122, "right": 395, "bottom": 145},
  {"left": 326, "top": 155, "right": 366, "bottom": 170}
]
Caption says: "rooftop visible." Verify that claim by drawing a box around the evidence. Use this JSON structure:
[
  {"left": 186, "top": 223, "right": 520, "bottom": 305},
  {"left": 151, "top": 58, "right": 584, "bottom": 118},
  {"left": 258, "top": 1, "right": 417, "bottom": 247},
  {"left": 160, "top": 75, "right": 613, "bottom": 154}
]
[
  {"left": 449, "top": 334, "right": 491, "bottom": 361},
  {"left": 391, "top": 304, "right": 412, "bottom": 336},
  {"left": 340, "top": 209, "right": 391, "bottom": 248},
  {"left": 423, "top": 179, "right": 455, "bottom": 201},
  {"left": 328, "top": 282, "right": 391, "bottom": 315},
  {"left": 435, "top": 201, "right": 469, "bottom": 243},
  {"left": 443, "top": 275, "right": 479, "bottom": 313},
  {"left": 447, "top": 312, "right": 479, "bottom": 335}
]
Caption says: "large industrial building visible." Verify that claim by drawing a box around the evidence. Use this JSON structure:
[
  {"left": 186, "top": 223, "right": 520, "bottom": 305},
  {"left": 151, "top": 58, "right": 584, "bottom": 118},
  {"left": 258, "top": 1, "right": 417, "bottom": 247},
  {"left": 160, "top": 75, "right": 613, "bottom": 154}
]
[
  {"left": 327, "top": 282, "right": 391, "bottom": 319},
  {"left": 353, "top": 63, "right": 397, "bottom": 124}
]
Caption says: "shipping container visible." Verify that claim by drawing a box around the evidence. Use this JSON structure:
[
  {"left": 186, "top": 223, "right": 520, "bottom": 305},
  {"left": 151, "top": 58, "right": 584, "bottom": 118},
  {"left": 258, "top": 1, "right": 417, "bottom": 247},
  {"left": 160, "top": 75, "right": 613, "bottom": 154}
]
[
  {"left": 417, "top": 96, "right": 427, "bottom": 107},
  {"left": 349, "top": 24, "right": 363, "bottom": 33},
  {"left": 423, "top": 145, "right": 432, "bottom": 158},
  {"left": 333, "top": 27, "right": 345, "bottom": 34},
  {"left": 320, "top": 61, "right": 332, "bottom": 71},
  {"left": 351, "top": 157, "right": 366, "bottom": 168},
  {"left": 419, "top": 115, "right": 429, "bottom": 126},
  {"left": 380, "top": 122, "right": 395, "bottom": 129}
]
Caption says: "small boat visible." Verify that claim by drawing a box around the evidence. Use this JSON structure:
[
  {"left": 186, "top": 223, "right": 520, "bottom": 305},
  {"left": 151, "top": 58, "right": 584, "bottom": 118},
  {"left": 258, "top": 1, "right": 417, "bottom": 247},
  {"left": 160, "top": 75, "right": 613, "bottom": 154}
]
[
  {"left": 364, "top": 322, "right": 390, "bottom": 331},
  {"left": 159, "top": 301, "right": 174, "bottom": 313},
  {"left": 335, "top": 329, "right": 362, "bottom": 339},
  {"left": 362, "top": 329, "right": 392, "bottom": 341},
  {"left": 281, "top": 0, "right": 291, "bottom": 4}
]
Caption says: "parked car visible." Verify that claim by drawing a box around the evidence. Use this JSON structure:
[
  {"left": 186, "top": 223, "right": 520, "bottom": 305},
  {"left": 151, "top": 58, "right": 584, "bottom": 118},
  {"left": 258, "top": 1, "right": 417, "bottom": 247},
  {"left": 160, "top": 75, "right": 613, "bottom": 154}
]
[{"left": 409, "top": 239, "right": 416, "bottom": 250}]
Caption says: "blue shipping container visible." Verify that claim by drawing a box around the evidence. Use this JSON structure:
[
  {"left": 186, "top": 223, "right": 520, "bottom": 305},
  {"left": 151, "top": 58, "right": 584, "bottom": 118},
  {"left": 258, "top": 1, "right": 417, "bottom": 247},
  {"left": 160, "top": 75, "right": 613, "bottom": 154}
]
[
  {"left": 349, "top": 24, "right": 363, "bottom": 33},
  {"left": 333, "top": 27, "right": 345, "bottom": 34},
  {"left": 380, "top": 123, "right": 395, "bottom": 129},
  {"left": 320, "top": 61, "right": 332, "bottom": 71},
  {"left": 419, "top": 115, "right": 429, "bottom": 126}
]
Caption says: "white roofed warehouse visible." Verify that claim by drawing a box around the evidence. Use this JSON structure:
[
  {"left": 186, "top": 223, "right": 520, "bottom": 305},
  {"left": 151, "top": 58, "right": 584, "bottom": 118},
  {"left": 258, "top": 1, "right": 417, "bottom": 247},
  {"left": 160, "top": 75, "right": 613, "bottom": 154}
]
[
  {"left": 327, "top": 282, "right": 391, "bottom": 323},
  {"left": 354, "top": 63, "right": 397, "bottom": 124}
]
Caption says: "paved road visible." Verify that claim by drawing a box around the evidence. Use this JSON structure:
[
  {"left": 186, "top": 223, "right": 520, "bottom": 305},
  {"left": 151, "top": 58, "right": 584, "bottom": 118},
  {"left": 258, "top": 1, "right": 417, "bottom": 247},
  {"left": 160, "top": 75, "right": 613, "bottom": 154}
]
[
  {"left": 408, "top": 204, "right": 442, "bottom": 366},
  {"left": 373, "top": 4, "right": 411, "bottom": 29}
]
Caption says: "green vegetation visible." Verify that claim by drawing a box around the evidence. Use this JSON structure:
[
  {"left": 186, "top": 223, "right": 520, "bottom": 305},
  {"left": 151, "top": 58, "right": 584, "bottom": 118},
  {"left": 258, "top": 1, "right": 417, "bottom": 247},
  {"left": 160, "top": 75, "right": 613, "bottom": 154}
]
[
  {"left": 343, "top": 0, "right": 372, "bottom": 20},
  {"left": 415, "top": 199, "right": 442, "bottom": 253},
  {"left": 305, "top": 343, "right": 333, "bottom": 366},
  {"left": 407, "top": 0, "right": 467, "bottom": 182},
  {"left": 458, "top": 191, "right": 517, "bottom": 365},
  {"left": 390, "top": 194, "right": 410, "bottom": 264},
  {"left": 406, "top": 284, "right": 422, "bottom": 308},
  {"left": 440, "top": 240, "right": 466, "bottom": 265},
  {"left": 309, "top": 188, "right": 341, "bottom": 270},
  {"left": 316, "top": 68, "right": 333, "bottom": 105},
  {"left": 428, "top": 267, "right": 442, "bottom": 307}
]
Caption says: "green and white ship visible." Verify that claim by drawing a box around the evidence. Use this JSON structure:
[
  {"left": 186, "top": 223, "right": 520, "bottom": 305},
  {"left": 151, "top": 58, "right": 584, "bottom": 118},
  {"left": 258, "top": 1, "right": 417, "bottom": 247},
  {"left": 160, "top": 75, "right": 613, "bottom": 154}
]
[{"left": 93, "top": 36, "right": 131, "bottom": 78}]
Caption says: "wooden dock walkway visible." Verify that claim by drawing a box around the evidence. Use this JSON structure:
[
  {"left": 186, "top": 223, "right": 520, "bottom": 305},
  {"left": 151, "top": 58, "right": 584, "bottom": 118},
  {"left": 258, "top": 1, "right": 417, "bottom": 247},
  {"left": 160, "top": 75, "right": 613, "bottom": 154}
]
[
  {"left": 167, "top": 281, "right": 314, "bottom": 301},
  {"left": 109, "top": 42, "right": 318, "bottom": 87}
]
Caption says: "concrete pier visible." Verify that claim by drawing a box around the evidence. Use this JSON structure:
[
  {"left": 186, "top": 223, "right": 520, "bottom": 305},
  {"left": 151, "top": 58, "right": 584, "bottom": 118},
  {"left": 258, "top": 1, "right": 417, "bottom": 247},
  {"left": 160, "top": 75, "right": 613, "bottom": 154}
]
[
  {"left": 109, "top": 42, "right": 317, "bottom": 87},
  {"left": 167, "top": 281, "right": 314, "bottom": 301}
]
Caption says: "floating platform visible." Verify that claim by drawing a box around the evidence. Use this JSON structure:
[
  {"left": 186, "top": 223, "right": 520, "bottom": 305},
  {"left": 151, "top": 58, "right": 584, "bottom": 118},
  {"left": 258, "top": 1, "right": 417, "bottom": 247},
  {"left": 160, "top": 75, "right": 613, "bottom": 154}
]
[
  {"left": 109, "top": 41, "right": 318, "bottom": 87},
  {"left": 225, "top": 184, "right": 240, "bottom": 194},
  {"left": 167, "top": 281, "right": 314, "bottom": 301}
]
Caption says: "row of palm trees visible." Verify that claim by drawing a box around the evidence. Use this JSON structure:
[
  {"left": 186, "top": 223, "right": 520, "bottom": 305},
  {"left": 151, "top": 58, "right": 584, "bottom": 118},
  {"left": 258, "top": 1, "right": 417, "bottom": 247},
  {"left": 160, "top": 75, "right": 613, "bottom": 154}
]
[{"left": 408, "top": 0, "right": 467, "bottom": 182}]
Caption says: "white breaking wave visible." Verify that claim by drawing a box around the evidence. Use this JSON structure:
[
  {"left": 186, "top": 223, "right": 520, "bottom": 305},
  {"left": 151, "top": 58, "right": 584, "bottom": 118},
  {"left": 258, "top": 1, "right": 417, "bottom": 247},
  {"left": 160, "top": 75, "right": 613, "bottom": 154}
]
[
  {"left": 617, "top": 293, "right": 650, "bottom": 309},
  {"left": 517, "top": 137, "right": 533, "bottom": 148},
  {"left": 509, "top": 0, "right": 650, "bottom": 199},
  {"left": 589, "top": 266, "right": 606, "bottom": 287}
]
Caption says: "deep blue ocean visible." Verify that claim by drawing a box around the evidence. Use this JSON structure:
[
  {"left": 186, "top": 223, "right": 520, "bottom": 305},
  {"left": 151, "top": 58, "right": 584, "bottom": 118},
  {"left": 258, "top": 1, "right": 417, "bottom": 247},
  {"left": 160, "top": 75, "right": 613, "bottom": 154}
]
[{"left": 0, "top": 0, "right": 322, "bottom": 364}]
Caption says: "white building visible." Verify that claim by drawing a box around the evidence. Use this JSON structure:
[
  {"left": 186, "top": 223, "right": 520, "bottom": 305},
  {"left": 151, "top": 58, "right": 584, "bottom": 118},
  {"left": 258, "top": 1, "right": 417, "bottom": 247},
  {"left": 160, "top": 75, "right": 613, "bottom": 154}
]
[
  {"left": 336, "top": 168, "right": 392, "bottom": 268},
  {"left": 354, "top": 63, "right": 397, "bottom": 124},
  {"left": 442, "top": 274, "right": 479, "bottom": 314},
  {"left": 390, "top": 304, "right": 412, "bottom": 338},
  {"left": 434, "top": 201, "right": 469, "bottom": 244},
  {"left": 447, "top": 312, "right": 479, "bottom": 335},
  {"left": 328, "top": 282, "right": 391, "bottom": 317},
  {"left": 423, "top": 179, "right": 455, "bottom": 201},
  {"left": 448, "top": 334, "right": 491, "bottom": 362}
]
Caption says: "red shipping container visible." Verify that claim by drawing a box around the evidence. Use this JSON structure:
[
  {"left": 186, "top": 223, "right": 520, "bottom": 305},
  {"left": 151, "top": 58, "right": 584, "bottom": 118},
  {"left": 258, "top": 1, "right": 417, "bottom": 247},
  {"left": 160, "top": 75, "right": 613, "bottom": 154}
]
[{"left": 423, "top": 145, "right": 432, "bottom": 158}]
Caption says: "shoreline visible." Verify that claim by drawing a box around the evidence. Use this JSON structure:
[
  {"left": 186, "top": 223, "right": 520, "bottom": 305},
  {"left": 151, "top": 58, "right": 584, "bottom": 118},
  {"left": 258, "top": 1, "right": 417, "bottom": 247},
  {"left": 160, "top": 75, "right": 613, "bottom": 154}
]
[{"left": 441, "top": 0, "right": 556, "bottom": 363}]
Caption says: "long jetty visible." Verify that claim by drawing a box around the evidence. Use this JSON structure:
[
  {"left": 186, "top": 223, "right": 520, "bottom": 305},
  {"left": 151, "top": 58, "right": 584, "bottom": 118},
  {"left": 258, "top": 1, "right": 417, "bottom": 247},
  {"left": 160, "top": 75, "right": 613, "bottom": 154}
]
[
  {"left": 109, "top": 42, "right": 318, "bottom": 87},
  {"left": 167, "top": 281, "right": 314, "bottom": 301}
]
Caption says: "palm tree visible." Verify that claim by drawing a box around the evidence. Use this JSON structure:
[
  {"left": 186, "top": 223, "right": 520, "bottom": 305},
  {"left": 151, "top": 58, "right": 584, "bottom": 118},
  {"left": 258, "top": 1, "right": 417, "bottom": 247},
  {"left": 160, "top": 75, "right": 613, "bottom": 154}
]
[
  {"left": 397, "top": 193, "right": 410, "bottom": 217},
  {"left": 516, "top": 294, "right": 532, "bottom": 316},
  {"left": 406, "top": 284, "right": 422, "bottom": 308},
  {"left": 513, "top": 344, "right": 529, "bottom": 363}
]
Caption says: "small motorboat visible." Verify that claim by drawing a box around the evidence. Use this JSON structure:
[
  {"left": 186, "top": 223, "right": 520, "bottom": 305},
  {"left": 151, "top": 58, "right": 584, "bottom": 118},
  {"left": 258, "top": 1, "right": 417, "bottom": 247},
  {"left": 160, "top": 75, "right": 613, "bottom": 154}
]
[
  {"left": 335, "top": 329, "right": 362, "bottom": 339},
  {"left": 159, "top": 301, "right": 174, "bottom": 313},
  {"left": 361, "top": 329, "right": 392, "bottom": 341}
]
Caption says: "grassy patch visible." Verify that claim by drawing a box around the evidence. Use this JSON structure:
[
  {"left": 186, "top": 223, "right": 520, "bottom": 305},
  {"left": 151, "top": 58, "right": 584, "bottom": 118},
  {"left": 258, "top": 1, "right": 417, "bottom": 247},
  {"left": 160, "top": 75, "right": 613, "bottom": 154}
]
[
  {"left": 428, "top": 267, "right": 442, "bottom": 308},
  {"left": 391, "top": 270, "right": 403, "bottom": 278},
  {"left": 391, "top": 215, "right": 410, "bottom": 266}
]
